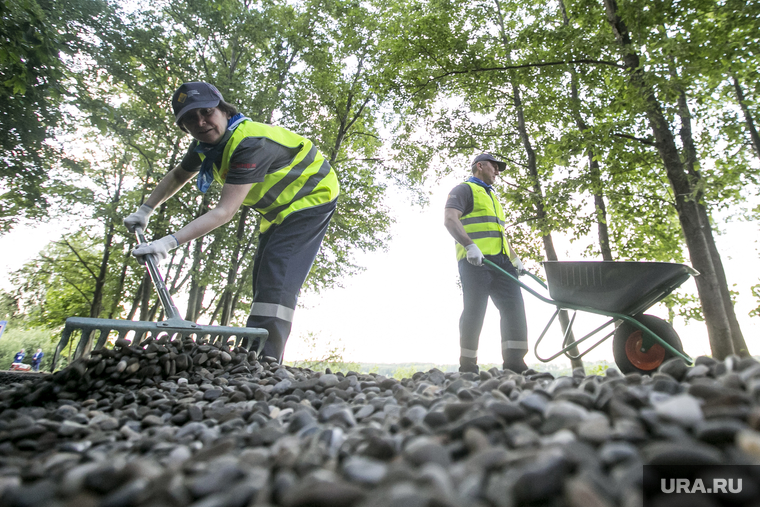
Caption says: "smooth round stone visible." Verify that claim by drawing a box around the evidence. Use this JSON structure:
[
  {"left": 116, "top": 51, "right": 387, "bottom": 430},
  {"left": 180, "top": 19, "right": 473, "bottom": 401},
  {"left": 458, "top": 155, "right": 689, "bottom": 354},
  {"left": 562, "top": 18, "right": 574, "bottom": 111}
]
[
  {"left": 141, "top": 414, "right": 163, "bottom": 427},
  {"left": 564, "top": 474, "right": 615, "bottom": 507},
  {"left": 658, "top": 358, "right": 689, "bottom": 381},
  {"left": 188, "top": 405, "right": 204, "bottom": 421},
  {"left": 426, "top": 369, "right": 446, "bottom": 386},
  {"left": 506, "top": 423, "right": 540, "bottom": 448},
  {"left": 403, "top": 437, "right": 451, "bottom": 467},
  {"left": 342, "top": 456, "right": 388, "bottom": 485},
  {"left": 519, "top": 393, "right": 549, "bottom": 414},
  {"left": 288, "top": 410, "right": 317, "bottom": 433},
  {"left": 187, "top": 462, "right": 246, "bottom": 498},
  {"left": 479, "top": 378, "right": 501, "bottom": 392},
  {"left": 58, "top": 420, "right": 89, "bottom": 437},
  {"left": 598, "top": 441, "right": 639, "bottom": 466},
  {"left": 272, "top": 379, "right": 293, "bottom": 395},
  {"left": 422, "top": 411, "right": 448, "bottom": 429},
  {"left": 176, "top": 421, "right": 207, "bottom": 439},
  {"left": 736, "top": 429, "right": 760, "bottom": 459},
  {"left": 319, "top": 374, "right": 340, "bottom": 388},
  {"left": 488, "top": 401, "right": 527, "bottom": 423},
  {"left": 576, "top": 415, "right": 612, "bottom": 444},
  {"left": 203, "top": 389, "right": 223, "bottom": 401},
  {"left": 545, "top": 401, "right": 590, "bottom": 425},
  {"left": 164, "top": 445, "right": 192, "bottom": 468},
  {"left": 354, "top": 405, "right": 375, "bottom": 420},
  {"left": 652, "top": 378, "right": 680, "bottom": 394},
  {"left": 402, "top": 405, "right": 428, "bottom": 425},
  {"left": 463, "top": 426, "right": 490, "bottom": 452},
  {"left": 641, "top": 441, "right": 723, "bottom": 465},
  {"left": 547, "top": 376, "right": 575, "bottom": 395},
  {"left": 318, "top": 403, "right": 349, "bottom": 422},
  {"left": 56, "top": 405, "right": 80, "bottom": 420},
  {"left": 685, "top": 364, "right": 711, "bottom": 380},
  {"left": 541, "top": 428, "right": 577, "bottom": 445},
  {"left": 652, "top": 394, "right": 704, "bottom": 427},
  {"left": 554, "top": 390, "right": 595, "bottom": 410},
  {"left": 443, "top": 402, "right": 474, "bottom": 421},
  {"left": 99, "top": 478, "right": 149, "bottom": 507},
  {"left": 694, "top": 418, "right": 747, "bottom": 444},
  {"left": 512, "top": 452, "right": 572, "bottom": 504},
  {"left": 281, "top": 478, "right": 366, "bottom": 507}
]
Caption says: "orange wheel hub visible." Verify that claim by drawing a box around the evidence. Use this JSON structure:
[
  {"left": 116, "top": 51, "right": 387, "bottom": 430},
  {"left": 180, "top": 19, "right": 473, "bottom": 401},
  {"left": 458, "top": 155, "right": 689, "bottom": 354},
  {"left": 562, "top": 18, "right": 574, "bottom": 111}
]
[{"left": 625, "top": 331, "right": 666, "bottom": 371}]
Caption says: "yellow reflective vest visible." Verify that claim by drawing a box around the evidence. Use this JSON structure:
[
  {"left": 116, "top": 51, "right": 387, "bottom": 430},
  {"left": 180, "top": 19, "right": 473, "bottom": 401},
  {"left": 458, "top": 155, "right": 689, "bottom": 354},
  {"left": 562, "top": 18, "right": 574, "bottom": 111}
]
[
  {"left": 200, "top": 121, "right": 340, "bottom": 232},
  {"left": 455, "top": 182, "right": 515, "bottom": 261}
]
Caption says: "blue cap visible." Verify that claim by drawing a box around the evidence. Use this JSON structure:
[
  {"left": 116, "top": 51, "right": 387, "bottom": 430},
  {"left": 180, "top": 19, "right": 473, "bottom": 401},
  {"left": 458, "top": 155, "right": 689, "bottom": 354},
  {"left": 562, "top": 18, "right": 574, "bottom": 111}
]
[
  {"left": 172, "top": 82, "right": 224, "bottom": 124},
  {"left": 472, "top": 153, "right": 506, "bottom": 172}
]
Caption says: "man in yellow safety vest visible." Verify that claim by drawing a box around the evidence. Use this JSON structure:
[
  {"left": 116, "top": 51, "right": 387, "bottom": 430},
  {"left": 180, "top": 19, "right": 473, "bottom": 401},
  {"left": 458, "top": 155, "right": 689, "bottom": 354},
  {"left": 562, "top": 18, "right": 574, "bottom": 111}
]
[
  {"left": 124, "top": 82, "right": 340, "bottom": 363},
  {"left": 444, "top": 153, "right": 528, "bottom": 374}
]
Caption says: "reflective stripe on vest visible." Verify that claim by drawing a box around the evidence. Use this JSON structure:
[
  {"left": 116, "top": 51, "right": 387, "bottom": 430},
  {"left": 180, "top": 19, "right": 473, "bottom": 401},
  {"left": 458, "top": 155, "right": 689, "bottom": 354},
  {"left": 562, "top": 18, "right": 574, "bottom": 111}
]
[
  {"left": 201, "top": 121, "right": 340, "bottom": 232},
  {"left": 455, "top": 182, "right": 512, "bottom": 261}
]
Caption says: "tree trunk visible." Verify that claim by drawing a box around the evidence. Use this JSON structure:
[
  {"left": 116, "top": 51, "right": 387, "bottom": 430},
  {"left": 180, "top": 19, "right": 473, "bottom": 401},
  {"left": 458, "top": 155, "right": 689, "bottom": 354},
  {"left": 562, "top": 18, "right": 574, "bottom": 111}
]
[
  {"left": 561, "top": 0, "right": 613, "bottom": 261},
  {"left": 495, "top": 0, "right": 584, "bottom": 371},
  {"left": 89, "top": 219, "right": 114, "bottom": 319},
  {"left": 184, "top": 193, "right": 212, "bottom": 322},
  {"left": 676, "top": 90, "right": 749, "bottom": 357},
  {"left": 732, "top": 74, "right": 760, "bottom": 161},
  {"left": 138, "top": 272, "right": 152, "bottom": 322},
  {"left": 219, "top": 208, "right": 250, "bottom": 326},
  {"left": 602, "top": 0, "right": 735, "bottom": 359}
]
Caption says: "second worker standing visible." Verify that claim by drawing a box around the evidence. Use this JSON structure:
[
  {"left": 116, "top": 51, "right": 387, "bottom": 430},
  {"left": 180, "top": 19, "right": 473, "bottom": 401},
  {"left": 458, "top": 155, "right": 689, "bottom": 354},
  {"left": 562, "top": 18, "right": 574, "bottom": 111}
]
[{"left": 444, "top": 153, "right": 529, "bottom": 374}]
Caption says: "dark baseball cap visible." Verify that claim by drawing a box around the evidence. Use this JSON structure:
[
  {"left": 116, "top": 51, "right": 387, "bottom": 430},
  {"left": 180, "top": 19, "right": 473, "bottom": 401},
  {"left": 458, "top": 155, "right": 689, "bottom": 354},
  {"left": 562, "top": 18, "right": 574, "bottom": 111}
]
[
  {"left": 172, "top": 82, "right": 224, "bottom": 124},
  {"left": 472, "top": 153, "right": 506, "bottom": 172}
]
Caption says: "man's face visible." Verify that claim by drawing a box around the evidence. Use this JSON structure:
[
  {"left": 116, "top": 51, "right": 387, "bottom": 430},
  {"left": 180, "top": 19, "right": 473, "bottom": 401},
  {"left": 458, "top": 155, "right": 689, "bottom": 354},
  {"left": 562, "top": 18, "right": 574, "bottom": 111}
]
[
  {"left": 475, "top": 160, "right": 499, "bottom": 185},
  {"left": 181, "top": 107, "right": 230, "bottom": 145}
]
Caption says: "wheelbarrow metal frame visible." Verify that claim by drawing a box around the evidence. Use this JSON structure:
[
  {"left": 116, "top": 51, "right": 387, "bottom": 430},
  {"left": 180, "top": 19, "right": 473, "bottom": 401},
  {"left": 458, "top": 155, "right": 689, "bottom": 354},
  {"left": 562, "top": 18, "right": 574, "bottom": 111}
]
[{"left": 482, "top": 259, "right": 694, "bottom": 365}]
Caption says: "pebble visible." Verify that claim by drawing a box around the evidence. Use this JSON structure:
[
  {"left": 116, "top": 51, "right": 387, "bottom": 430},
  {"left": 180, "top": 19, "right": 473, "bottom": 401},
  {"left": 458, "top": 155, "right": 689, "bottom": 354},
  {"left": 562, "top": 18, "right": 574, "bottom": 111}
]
[{"left": 0, "top": 342, "right": 757, "bottom": 507}]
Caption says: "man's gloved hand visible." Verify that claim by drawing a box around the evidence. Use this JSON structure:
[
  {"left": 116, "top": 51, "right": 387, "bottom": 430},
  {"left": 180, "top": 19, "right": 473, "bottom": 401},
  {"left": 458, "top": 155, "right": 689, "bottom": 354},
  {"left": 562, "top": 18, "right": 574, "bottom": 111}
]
[
  {"left": 512, "top": 256, "right": 525, "bottom": 275},
  {"left": 132, "top": 235, "right": 179, "bottom": 263},
  {"left": 465, "top": 244, "right": 484, "bottom": 266},
  {"left": 124, "top": 204, "right": 154, "bottom": 233}
]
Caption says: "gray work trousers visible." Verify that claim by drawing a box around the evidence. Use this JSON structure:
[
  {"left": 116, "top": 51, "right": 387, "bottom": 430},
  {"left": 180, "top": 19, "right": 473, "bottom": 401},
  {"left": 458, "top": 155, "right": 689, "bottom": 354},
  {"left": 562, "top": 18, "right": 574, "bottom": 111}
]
[{"left": 458, "top": 254, "right": 528, "bottom": 363}]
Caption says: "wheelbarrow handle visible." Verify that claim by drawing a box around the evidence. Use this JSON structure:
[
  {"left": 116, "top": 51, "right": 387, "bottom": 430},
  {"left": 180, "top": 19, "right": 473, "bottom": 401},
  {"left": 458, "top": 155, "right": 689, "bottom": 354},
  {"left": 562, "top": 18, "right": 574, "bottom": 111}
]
[
  {"left": 523, "top": 270, "right": 548, "bottom": 290},
  {"left": 483, "top": 259, "right": 548, "bottom": 290},
  {"left": 134, "top": 227, "right": 183, "bottom": 321}
]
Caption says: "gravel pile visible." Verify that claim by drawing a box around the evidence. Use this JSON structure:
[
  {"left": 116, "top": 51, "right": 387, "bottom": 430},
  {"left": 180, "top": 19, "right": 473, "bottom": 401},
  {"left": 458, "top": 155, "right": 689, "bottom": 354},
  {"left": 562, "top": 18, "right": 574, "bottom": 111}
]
[{"left": 1, "top": 334, "right": 759, "bottom": 507}]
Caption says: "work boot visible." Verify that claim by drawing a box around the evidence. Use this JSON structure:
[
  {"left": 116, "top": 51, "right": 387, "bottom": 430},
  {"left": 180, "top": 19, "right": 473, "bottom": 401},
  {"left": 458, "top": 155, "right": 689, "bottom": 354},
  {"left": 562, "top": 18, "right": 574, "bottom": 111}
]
[
  {"left": 459, "top": 357, "right": 479, "bottom": 374},
  {"left": 503, "top": 358, "right": 529, "bottom": 374}
]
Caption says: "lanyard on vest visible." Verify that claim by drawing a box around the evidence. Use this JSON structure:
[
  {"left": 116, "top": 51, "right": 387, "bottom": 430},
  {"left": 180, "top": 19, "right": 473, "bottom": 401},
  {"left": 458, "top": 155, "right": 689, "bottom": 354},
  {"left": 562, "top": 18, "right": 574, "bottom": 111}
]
[{"left": 194, "top": 113, "right": 251, "bottom": 193}]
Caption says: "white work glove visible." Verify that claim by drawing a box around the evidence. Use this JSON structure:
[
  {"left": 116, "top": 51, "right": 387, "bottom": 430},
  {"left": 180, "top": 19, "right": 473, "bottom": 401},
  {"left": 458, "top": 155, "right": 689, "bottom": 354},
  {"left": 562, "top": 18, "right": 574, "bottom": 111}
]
[
  {"left": 465, "top": 244, "right": 484, "bottom": 266},
  {"left": 512, "top": 256, "right": 525, "bottom": 275},
  {"left": 124, "top": 204, "right": 154, "bottom": 233},
  {"left": 132, "top": 235, "right": 179, "bottom": 263}
]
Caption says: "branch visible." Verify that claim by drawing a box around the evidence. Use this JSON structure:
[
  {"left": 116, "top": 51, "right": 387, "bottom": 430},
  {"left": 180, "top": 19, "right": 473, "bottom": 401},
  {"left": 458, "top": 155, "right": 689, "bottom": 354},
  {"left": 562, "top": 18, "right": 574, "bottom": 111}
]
[
  {"left": 59, "top": 238, "right": 99, "bottom": 280},
  {"left": 414, "top": 59, "right": 624, "bottom": 92},
  {"left": 612, "top": 132, "right": 656, "bottom": 146}
]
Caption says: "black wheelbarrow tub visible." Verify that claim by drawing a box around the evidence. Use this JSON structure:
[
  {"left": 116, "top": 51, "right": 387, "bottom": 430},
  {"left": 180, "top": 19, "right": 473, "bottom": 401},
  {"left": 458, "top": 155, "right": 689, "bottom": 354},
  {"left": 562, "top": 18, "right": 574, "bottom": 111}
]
[{"left": 543, "top": 261, "right": 698, "bottom": 315}]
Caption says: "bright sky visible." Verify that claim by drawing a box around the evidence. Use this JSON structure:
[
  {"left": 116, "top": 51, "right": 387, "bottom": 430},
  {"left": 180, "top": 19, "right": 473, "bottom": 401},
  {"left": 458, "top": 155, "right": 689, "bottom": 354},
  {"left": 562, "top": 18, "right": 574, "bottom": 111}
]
[{"left": 1, "top": 172, "right": 758, "bottom": 368}]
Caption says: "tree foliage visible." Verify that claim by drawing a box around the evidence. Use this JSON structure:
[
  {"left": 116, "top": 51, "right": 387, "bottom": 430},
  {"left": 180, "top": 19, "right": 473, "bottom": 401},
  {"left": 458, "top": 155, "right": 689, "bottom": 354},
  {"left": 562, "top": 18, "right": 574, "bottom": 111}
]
[{"left": 0, "top": 0, "right": 757, "bottom": 359}]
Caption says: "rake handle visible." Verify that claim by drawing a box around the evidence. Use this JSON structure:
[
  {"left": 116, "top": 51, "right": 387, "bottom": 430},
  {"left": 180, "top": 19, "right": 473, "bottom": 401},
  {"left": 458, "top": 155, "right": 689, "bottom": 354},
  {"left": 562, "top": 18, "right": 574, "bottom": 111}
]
[{"left": 135, "top": 228, "right": 183, "bottom": 321}]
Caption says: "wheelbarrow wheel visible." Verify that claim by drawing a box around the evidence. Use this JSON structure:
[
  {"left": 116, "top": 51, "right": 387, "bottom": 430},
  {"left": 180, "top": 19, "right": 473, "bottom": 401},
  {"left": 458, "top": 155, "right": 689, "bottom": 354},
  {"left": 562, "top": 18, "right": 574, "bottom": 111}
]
[{"left": 612, "top": 314, "right": 684, "bottom": 375}]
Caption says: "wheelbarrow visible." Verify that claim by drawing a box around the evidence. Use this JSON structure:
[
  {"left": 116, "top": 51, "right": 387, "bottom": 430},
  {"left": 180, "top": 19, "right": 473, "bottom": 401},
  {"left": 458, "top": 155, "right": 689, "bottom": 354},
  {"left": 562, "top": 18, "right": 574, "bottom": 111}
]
[
  {"left": 483, "top": 259, "right": 697, "bottom": 374},
  {"left": 50, "top": 229, "right": 268, "bottom": 371}
]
